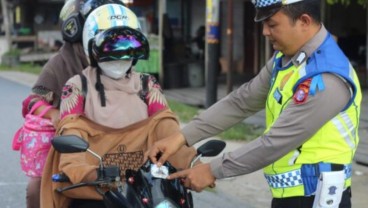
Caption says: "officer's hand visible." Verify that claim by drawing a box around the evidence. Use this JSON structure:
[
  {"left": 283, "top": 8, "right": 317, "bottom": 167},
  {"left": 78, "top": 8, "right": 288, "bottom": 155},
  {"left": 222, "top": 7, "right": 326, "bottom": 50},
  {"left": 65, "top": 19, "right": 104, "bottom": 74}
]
[
  {"left": 167, "top": 163, "right": 216, "bottom": 192},
  {"left": 146, "top": 131, "right": 187, "bottom": 166}
]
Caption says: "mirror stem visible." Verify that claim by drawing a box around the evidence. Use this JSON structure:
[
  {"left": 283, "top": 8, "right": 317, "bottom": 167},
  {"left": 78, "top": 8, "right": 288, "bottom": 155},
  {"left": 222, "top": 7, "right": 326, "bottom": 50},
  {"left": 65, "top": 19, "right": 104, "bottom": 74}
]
[
  {"left": 190, "top": 154, "right": 202, "bottom": 168},
  {"left": 87, "top": 149, "right": 104, "bottom": 178}
]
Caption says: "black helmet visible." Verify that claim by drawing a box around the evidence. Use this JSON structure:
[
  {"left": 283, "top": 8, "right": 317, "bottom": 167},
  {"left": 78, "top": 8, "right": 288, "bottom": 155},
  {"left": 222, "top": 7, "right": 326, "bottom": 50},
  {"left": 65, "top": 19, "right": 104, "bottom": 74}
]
[
  {"left": 124, "top": 160, "right": 193, "bottom": 208},
  {"left": 59, "top": 0, "right": 126, "bottom": 43}
]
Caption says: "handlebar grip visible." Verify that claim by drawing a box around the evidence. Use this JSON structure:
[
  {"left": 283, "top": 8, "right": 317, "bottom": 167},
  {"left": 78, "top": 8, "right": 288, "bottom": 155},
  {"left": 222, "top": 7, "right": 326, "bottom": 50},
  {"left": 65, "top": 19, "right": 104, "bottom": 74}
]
[{"left": 52, "top": 173, "right": 70, "bottom": 182}]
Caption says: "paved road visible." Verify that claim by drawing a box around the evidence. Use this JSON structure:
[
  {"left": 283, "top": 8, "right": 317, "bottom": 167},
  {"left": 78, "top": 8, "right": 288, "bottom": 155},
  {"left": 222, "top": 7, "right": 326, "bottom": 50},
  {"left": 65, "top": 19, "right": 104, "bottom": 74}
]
[{"left": 0, "top": 77, "right": 29, "bottom": 207}]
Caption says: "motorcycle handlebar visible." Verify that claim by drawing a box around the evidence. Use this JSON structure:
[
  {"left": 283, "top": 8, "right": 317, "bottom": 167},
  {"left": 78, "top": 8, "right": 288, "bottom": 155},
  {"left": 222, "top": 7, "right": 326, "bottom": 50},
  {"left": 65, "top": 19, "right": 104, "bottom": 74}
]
[
  {"left": 56, "top": 180, "right": 107, "bottom": 193},
  {"left": 53, "top": 172, "right": 117, "bottom": 193}
]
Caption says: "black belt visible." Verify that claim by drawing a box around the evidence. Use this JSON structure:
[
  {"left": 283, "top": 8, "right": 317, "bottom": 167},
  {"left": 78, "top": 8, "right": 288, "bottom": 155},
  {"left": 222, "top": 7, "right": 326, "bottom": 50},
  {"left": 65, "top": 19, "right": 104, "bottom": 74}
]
[
  {"left": 271, "top": 187, "right": 351, "bottom": 208},
  {"left": 69, "top": 199, "right": 105, "bottom": 208}
]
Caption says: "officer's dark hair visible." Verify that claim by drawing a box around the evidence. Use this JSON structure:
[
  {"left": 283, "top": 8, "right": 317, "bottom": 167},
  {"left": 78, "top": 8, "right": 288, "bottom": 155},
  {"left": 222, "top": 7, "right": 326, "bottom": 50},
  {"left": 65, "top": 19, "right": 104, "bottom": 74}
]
[{"left": 281, "top": 0, "right": 321, "bottom": 24}]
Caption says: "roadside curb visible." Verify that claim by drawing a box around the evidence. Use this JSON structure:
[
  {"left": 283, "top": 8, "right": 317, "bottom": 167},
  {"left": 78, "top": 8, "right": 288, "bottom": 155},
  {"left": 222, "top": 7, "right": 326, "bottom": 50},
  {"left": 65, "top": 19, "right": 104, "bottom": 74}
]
[{"left": 0, "top": 71, "right": 38, "bottom": 87}]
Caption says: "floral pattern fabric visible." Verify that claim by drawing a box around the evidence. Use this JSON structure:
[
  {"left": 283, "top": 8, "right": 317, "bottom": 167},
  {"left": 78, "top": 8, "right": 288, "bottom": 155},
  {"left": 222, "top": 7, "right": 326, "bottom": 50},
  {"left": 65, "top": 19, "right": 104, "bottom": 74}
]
[{"left": 60, "top": 73, "right": 167, "bottom": 119}]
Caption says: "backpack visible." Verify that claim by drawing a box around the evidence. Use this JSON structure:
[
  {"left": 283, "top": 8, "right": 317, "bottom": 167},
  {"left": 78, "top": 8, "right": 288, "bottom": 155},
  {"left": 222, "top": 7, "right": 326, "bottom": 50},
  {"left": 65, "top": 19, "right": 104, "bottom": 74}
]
[{"left": 12, "top": 100, "right": 55, "bottom": 177}]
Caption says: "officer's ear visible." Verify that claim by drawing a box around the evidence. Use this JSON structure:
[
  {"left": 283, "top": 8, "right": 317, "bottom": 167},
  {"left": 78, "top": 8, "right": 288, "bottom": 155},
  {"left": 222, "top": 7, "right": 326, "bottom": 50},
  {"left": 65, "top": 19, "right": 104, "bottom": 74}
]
[{"left": 299, "top": 14, "right": 313, "bottom": 26}]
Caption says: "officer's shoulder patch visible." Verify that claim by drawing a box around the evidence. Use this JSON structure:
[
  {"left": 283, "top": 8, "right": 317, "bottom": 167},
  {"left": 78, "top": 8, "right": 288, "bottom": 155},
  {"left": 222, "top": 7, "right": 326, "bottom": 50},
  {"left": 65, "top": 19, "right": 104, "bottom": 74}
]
[{"left": 293, "top": 78, "right": 312, "bottom": 104}]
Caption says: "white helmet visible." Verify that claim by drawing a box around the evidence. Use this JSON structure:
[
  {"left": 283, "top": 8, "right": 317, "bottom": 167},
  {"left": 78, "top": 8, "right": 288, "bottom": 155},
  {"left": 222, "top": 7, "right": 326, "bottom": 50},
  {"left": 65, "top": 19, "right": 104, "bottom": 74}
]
[{"left": 82, "top": 3, "right": 148, "bottom": 61}]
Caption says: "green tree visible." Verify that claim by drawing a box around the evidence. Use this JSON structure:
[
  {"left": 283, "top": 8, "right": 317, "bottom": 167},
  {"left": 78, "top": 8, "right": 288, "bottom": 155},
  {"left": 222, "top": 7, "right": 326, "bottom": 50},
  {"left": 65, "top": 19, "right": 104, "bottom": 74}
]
[{"left": 326, "top": 0, "right": 367, "bottom": 6}]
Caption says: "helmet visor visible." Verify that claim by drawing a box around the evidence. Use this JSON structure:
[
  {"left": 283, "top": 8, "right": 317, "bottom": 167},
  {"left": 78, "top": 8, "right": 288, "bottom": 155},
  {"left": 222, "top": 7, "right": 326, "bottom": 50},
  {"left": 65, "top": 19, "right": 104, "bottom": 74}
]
[{"left": 92, "top": 26, "right": 149, "bottom": 62}]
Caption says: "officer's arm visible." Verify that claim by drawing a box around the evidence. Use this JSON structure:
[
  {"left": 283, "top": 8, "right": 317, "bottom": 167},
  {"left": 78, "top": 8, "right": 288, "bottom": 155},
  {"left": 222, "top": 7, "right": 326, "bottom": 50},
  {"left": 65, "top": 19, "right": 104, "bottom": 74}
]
[
  {"left": 182, "top": 58, "right": 274, "bottom": 146},
  {"left": 209, "top": 73, "right": 351, "bottom": 178}
]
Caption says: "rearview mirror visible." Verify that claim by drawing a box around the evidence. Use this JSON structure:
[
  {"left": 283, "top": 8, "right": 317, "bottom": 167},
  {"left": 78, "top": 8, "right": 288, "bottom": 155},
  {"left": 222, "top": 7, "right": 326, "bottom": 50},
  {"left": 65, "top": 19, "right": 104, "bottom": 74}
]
[
  {"left": 190, "top": 140, "right": 226, "bottom": 168},
  {"left": 197, "top": 140, "right": 226, "bottom": 157},
  {"left": 52, "top": 135, "right": 89, "bottom": 153}
]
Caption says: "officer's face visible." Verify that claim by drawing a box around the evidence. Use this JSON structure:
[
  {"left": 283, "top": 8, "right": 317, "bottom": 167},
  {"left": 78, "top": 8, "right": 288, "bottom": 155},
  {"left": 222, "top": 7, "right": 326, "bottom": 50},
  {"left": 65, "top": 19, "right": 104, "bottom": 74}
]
[{"left": 262, "top": 10, "right": 306, "bottom": 56}]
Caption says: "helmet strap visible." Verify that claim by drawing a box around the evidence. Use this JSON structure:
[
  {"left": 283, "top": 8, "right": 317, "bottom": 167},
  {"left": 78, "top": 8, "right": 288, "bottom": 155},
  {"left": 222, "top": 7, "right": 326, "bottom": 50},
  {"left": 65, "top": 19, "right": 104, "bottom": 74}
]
[
  {"left": 125, "top": 61, "right": 135, "bottom": 78},
  {"left": 90, "top": 39, "right": 106, "bottom": 107},
  {"left": 88, "top": 39, "right": 98, "bottom": 67},
  {"left": 125, "top": 59, "right": 137, "bottom": 78},
  {"left": 95, "top": 66, "right": 106, "bottom": 107}
]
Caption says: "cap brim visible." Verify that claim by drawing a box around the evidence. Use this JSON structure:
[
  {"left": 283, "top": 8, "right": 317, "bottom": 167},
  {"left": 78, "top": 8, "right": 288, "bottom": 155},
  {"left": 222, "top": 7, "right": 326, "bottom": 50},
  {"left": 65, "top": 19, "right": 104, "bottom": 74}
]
[{"left": 254, "top": 4, "right": 282, "bottom": 22}]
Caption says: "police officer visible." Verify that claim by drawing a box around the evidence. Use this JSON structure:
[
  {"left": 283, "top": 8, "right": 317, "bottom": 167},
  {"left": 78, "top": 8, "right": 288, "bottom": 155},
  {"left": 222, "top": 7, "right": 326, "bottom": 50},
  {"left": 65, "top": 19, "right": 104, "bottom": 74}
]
[{"left": 147, "top": 0, "right": 361, "bottom": 207}]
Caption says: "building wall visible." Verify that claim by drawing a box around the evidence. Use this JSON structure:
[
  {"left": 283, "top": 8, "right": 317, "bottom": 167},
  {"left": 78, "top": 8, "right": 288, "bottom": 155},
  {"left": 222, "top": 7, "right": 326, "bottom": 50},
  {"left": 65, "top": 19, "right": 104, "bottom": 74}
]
[
  {"left": 325, "top": 2, "right": 367, "bottom": 37},
  {"left": 189, "top": 0, "right": 206, "bottom": 38},
  {"left": 0, "top": 37, "right": 9, "bottom": 64},
  {"left": 188, "top": 0, "right": 246, "bottom": 73},
  {"left": 325, "top": 2, "right": 367, "bottom": 70},
  {"left": 220, "top": 0, "right": 245, "bottom": 63}
]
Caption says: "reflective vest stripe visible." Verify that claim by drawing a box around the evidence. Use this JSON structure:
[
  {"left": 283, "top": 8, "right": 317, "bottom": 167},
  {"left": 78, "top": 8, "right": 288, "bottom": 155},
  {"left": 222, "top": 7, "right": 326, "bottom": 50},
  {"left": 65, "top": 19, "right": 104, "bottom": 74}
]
[
  {"left": 298, "top": 64, "right": 306, "bottom": 77},
  {"left": 265, "top": 164, "right": 352, "bottom": 189},
  {"left": 265, "top": 169, "right": 303, "bottom": 189},
  {"left": 341, "top": 112, "right": 357, "bottom": 144},
  {"left": 331, "top": 113, "right": 356, "bottom": 149}
]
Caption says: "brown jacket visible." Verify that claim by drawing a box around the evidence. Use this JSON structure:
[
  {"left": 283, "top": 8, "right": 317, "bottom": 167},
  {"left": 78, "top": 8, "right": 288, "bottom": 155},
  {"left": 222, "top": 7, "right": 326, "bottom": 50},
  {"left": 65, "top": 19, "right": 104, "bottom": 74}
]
[
  {"left": 32, "top": 42, "right": 88, "bottom": 107},
  {"left": 41, "top": 109, "right": 196, "bottom": 208}
]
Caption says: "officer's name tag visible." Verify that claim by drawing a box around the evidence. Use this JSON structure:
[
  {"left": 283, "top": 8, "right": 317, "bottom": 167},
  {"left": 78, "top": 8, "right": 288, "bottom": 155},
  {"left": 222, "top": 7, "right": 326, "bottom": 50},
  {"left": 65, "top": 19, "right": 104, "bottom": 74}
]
[{"left": 273, "top": 88, "right": 282, "bottom": 104}]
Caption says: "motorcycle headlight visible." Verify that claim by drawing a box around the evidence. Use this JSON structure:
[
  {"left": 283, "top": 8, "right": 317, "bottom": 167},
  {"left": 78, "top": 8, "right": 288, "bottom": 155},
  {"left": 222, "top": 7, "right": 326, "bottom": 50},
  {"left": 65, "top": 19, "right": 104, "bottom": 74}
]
[{"left": 155, "top": 199, "right": 177, "bottom": 208}]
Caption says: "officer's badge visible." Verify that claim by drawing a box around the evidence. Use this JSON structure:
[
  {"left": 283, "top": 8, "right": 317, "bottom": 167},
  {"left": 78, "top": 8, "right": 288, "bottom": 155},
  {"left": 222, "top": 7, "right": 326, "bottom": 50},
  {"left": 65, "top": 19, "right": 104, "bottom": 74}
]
[
  {"left": 294, "top": 88, "right": 306, "bottom": 103},
  {"left": 293, "top": 78, "right": 311, "bottom": 104}
]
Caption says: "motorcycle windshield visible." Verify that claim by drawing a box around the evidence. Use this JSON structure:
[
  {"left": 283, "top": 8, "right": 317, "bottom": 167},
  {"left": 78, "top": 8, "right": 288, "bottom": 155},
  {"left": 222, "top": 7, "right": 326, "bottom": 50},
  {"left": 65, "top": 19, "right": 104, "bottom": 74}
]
[
  {"left": 155, "top": 198, "right": 177, "bottom": 208},
  {"left": 125, "top": 160, "right": 192, "bottom": 208}
]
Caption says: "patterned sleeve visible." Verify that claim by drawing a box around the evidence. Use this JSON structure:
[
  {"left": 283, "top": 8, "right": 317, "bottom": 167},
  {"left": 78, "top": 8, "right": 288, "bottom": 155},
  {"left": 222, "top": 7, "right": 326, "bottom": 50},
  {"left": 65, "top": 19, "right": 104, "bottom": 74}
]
[
  {"left": 146, "top": 75, "right": 168, "bottom": 116},
  {"left": 59, "top": 76, "right": 85, "bottom": 119}
]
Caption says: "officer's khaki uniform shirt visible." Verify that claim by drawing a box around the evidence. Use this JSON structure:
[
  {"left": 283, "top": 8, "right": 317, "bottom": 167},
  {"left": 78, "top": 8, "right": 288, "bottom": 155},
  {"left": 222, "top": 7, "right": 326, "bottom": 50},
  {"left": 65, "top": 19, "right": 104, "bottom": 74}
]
[{"left": 181, "top": 25, "right": 352, "bottom": 179}]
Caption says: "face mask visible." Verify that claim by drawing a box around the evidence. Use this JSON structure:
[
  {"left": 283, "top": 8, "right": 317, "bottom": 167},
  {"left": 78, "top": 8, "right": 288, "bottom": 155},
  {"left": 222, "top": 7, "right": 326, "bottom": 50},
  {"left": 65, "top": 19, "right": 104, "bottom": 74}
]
[{"left": 98, "top": 60, "right": 133, "bottom": 79}]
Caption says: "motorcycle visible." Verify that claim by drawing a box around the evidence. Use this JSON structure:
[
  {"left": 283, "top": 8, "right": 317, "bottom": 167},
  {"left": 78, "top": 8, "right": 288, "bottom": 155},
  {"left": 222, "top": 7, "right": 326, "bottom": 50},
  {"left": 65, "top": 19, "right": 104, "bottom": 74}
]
[{"left": 51, "top": 135, "right": 226, "bottom": 208}]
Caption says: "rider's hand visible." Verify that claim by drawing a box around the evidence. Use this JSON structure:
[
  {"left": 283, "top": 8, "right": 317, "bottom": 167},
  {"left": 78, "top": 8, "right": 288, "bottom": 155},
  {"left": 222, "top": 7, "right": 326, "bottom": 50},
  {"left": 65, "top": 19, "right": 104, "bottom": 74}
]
[
  {"left": 36, "top": 106, "right": 60, "bottom": 129},
  {"left": 49, "top": 109, "right": 60, "bottom": 128},
  {"left": 146, "top": 131, "right": 187, "bottom": 166}
]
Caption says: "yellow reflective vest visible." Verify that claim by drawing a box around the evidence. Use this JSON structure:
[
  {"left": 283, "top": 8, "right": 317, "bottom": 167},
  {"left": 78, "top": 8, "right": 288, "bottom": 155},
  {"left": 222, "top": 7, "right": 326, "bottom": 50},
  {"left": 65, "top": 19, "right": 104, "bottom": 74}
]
[{"left": 263, "top": 34, "right": 362, "bottom": 198}]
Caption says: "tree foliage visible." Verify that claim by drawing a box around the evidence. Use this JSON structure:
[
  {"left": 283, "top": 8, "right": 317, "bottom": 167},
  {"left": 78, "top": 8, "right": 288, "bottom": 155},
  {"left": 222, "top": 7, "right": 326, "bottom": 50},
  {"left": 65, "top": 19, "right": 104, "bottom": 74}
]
[{"left": 326, "top": 0, "right": 367, "bottom": 6}]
